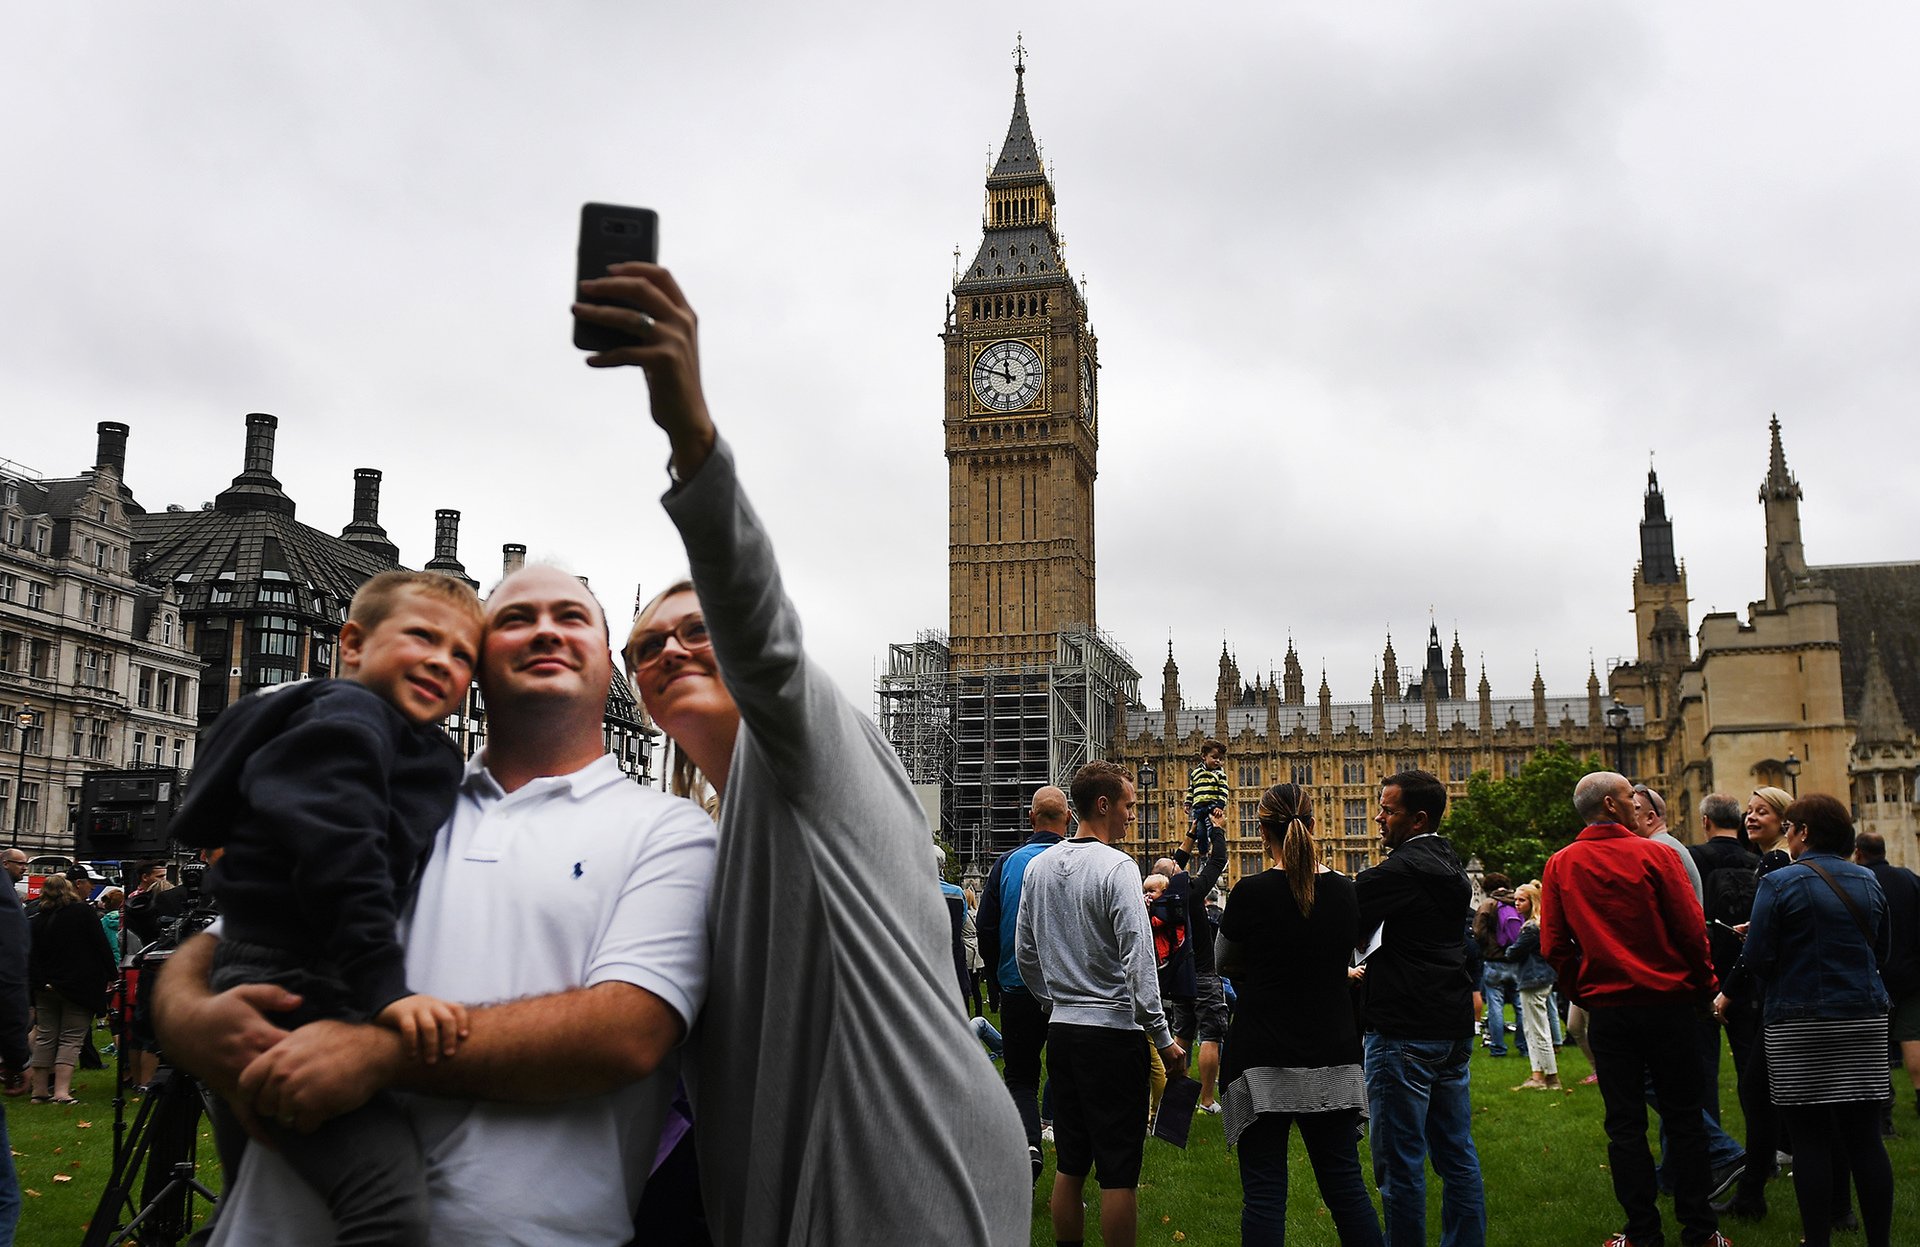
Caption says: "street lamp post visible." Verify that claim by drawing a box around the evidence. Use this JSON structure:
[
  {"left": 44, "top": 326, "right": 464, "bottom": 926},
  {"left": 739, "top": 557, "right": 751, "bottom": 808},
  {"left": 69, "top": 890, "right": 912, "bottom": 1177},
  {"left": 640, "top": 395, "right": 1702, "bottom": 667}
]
[
  {"left": 1784, "top": 751, "right": 1801, "bottom": 797},
  {"left": 11, "top": 708, "right": 35, "bottom": 841},
  {"left": 1605, "top": 700, "right": 1632, "bottom": 779},
  {"left": 1136, "top": 759, "right": 1158, "bottom": 855}
]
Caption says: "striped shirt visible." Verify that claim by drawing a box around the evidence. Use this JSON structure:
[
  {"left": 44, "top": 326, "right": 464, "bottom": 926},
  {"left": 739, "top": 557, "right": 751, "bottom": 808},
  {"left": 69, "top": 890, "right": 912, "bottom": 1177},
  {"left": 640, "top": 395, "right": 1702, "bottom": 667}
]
[{"left": 1188, "top": 763, "right": 1230, "bottom": 810}]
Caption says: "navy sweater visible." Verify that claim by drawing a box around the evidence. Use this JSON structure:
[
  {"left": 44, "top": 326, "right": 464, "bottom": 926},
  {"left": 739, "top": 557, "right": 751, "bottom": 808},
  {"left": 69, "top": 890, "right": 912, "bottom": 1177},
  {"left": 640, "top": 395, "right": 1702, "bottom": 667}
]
[{"left": 173, "top": 679, "right": 462, "bottom": 1015}]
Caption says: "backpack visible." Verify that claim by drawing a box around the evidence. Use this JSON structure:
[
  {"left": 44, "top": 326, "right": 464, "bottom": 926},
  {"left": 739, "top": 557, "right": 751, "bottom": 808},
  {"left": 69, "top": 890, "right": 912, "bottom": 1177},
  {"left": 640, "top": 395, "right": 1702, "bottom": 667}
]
[
  {"left": 1472, "top": 898, "right": 1505, "bottom": 959},
  {"left": 1703, "top": 864, "right": 1760, "bottom": 980}
]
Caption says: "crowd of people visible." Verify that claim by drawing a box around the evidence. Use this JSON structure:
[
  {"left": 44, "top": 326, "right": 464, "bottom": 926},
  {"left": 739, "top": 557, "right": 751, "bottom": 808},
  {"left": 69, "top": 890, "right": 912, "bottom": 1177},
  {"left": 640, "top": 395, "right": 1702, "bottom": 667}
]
[
  {"left": 977, "top": 762, "right": 1912, "bottom": 1247},
  {"left": 0, "top": 262, "right": 1912, "bottom": 1247}
]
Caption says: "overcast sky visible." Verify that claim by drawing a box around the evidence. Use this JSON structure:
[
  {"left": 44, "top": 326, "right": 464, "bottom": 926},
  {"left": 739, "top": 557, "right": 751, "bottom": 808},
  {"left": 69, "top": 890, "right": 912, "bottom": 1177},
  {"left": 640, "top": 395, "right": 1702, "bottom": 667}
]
[{"left": 6, "top": 4, "right": 1917, "bottom": 715}]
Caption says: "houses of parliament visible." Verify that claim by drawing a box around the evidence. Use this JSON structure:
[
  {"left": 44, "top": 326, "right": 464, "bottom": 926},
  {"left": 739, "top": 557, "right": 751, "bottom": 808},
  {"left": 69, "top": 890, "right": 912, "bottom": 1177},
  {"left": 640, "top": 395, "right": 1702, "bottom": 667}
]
[{"left": 882, "top": 55, "right": 1920, "bottom": 883}]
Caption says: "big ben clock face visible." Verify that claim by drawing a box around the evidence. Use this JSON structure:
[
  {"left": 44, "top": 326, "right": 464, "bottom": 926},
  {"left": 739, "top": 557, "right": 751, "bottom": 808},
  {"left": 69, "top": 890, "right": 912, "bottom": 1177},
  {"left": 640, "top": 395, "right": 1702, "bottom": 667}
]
[
  {"left": 971, "top": 339, "right": 1045, "bottom": 412},
  {"left": 1079, "top": 357, "right": 1095, "bottom": 422}
]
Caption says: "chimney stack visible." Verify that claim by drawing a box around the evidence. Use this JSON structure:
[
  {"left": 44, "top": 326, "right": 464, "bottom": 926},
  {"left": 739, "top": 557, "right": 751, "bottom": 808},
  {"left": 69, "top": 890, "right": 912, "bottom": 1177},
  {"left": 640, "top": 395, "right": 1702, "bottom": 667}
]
[
  {"left": 243, "top": 412, "right": 277, "bottom": 475},
  {"left": 95, "top": 422, "right": 129, "bottom": 476},
  {"left": 214, "top": 412, "right": 296, "bottom": 515},
  {"left": 339, "top": 467, "right": 399, "bottom": 565},
  {"left": 502, "top": 543, "right": 527, "bottom": 576},
  {"left": 424, "top": 509, "right": 477, "bottom": 589},
  {"left": 352, "top": 469, "right": 382, "bottom": 523}
]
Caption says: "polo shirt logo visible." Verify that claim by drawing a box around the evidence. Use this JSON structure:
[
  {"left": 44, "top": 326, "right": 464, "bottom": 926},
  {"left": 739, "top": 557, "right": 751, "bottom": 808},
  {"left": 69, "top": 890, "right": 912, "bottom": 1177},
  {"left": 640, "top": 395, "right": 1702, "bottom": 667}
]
[{"left": 572, "top": 861, "right": 584, "bottom": 879}]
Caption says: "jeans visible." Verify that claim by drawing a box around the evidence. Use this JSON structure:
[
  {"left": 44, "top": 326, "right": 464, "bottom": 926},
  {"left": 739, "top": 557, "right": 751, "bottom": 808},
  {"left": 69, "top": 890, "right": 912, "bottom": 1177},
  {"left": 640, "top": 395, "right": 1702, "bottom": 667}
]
[
  {"left": 1479, "top": 969, "right": 1522, "bottom": 1056},
  {"left": 1363, "top": 1033, "right": 1486, "bottom": 1247},
  {"left": 1000, "top": 990, "right": 1048, "bottom": 1147},
  {"left": 1238, "top": 1109, "right": 1383, "bottom": 1247},
  {"left": 1590, "top": 1002, "right": 1717, "bottom": 1246},
  {"left": 0, "top": 1105, "right": 17, "bottom": 1247},
  {"left": 971, "top": 1016, "right": 1004, "bottom": 1059}
]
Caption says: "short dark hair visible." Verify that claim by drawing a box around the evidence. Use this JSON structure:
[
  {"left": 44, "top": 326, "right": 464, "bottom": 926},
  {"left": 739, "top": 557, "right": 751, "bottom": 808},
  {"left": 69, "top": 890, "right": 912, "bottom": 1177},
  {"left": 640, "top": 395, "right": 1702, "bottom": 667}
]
[
  {"left": 1383, "top": 770, "right": 1447, "bottom": 831},
  {"left": 1070, "top": 761, "right": 1133, "bottom": 820},
  {"left": 1200, "top": 738, "right": 1225, "bottom": 761},
  {"left": 1783, "top": 793, "right": 1854, "bottom": 857},
  {"left": 1481, "top": 871, "right": 1512, "bottom": 892},
  {"left": 1855, "top": 830, "right": 1887, "bottom": 861},
  {"left": 1700, "top": 794, "right": 1743, "bottom": 833}
]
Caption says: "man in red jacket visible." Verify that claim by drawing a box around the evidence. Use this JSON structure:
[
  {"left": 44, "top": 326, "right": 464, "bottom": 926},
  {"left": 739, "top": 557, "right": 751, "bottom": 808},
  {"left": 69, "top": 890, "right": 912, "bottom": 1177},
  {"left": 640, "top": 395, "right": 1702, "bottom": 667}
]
[{"left": 1541, "top": 771, "right": 1726, "bottom": 1247}]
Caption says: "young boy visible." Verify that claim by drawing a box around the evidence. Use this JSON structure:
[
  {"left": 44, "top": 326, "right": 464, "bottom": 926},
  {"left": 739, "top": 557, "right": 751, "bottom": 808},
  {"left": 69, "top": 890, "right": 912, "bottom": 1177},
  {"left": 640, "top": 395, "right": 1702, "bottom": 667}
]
[
  {"left": 172, "top": 570, "right": 483, "bottom": 1246},
  {"left": 1187, "top": 738, "right": 1230, "bottom": 857}
]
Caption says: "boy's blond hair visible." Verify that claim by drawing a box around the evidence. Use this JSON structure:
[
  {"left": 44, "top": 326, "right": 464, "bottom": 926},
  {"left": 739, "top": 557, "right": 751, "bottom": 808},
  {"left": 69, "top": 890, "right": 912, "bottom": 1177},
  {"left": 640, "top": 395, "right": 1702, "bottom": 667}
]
[{"left": 348, "top": 570, "right": 484, "bottom": 633}]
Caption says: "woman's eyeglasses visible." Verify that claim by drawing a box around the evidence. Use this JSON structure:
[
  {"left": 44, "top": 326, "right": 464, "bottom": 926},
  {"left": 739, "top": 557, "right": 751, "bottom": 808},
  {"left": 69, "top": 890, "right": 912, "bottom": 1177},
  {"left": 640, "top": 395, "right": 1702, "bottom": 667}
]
[{"left": 630, "top": 617, "right": 712, "bottom": 669}]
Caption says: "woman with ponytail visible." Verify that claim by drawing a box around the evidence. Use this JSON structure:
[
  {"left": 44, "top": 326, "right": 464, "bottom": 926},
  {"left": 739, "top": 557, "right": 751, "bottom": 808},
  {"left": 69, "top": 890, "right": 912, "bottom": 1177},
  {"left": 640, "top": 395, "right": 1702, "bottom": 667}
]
[{"left": 1216, "top": 783, "right": 1382, "bottom": 1245}]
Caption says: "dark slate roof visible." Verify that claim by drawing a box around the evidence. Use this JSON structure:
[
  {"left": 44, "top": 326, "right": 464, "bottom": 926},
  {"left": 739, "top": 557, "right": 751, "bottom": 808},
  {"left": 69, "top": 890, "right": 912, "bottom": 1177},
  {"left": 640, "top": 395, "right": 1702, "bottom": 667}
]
[
  {"left": 132, "top": 507, "right": 394, "bottom": 616},
  {"left": 956, "top": 226, "right": 1069, "bottom": 295},
  {"left": 990, "top": 67, "right": 1042, "bottom": 184},
  {"left": 1809, "top": 561, "right": 1920, "bottom": 731}
]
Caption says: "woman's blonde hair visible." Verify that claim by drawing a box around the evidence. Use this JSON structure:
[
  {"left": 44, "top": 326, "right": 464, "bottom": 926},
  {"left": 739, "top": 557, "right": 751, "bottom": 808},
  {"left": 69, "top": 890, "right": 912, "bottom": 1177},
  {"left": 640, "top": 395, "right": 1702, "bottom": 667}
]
[
  {"left": 1514, "top": 880, "right": 1543, "bottom": 925},
  {"left": 1751, "top": 786, "right": 1792, "bottom": 817},
  {"left": 624, "top": 578, "right": 713, "bottom": 808},
  {"left": 37, "top": 874, "right": 79, "bottom": 910},
  {"left": 1256, "top": 782, "right": 1318, "bottom": 916}
]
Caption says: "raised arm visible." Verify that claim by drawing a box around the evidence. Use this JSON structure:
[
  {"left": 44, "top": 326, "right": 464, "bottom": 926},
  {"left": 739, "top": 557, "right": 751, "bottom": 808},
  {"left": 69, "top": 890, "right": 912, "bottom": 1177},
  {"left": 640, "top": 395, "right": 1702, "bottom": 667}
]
[{"left": 577, "top": 262, "right": 868, "bottom": 800}]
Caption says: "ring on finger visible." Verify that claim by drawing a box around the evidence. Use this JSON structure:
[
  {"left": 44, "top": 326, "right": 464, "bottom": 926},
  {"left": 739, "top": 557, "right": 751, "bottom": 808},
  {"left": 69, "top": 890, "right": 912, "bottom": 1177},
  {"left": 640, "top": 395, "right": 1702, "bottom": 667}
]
[{"left": 632, "top": 312, "right": 657, "bottom": 334}]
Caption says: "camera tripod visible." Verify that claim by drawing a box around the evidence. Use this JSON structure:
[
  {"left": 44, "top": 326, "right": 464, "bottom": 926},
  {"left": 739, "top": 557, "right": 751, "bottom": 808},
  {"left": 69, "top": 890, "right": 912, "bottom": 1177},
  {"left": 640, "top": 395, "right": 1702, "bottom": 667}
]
[{"left": 82, "top": 948, "right": 222, "bottom": 1247}]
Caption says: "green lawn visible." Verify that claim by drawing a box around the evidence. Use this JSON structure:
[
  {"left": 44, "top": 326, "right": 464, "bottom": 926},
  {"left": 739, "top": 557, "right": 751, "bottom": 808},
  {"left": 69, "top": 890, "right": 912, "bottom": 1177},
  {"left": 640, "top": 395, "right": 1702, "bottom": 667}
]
[
  {"left": 6, "top": 1022, "right": 1918, "bottom": 1244},
  {"left": 1028, "top": 1038, "right": 1920, "bottom": 1245}
]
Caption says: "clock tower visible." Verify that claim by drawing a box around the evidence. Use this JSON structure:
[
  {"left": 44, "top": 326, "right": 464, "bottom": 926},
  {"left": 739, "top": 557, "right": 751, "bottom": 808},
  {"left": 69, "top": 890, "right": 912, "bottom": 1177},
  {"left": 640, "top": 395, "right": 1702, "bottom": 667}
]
[{"left": 944, "top": 52, "right": 1099, "bottom": 672}]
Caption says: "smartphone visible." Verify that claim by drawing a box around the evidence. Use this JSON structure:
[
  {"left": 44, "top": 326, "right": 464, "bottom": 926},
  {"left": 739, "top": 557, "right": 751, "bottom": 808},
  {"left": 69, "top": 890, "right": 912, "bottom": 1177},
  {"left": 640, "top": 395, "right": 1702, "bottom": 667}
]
[
  {"left": 574, "top": 203, "right": 659, "bottom": 352},
  {"left": 1711, "top": 919, "right": 1746, "bottom": 935}
]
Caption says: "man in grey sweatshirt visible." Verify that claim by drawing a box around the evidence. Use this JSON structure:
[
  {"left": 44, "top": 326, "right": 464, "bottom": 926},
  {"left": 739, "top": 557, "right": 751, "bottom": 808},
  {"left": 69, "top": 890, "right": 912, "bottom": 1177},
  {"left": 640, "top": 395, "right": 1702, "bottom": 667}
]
[{"left": 1017, "top": 760, "right": 1184, "bottom": 1247}]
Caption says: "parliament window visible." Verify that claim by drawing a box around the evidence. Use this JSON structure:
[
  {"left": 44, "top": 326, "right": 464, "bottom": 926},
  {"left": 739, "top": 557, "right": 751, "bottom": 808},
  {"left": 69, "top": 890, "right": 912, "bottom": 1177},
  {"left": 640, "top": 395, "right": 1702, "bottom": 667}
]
[
  {"left": 1342, "top": 759, "right": 1365, "bottom": 784},
  {"left": 12, "top": 783, "right": 38, "bottom": 834},
  {"left": 1237, "top": 761, "right": 1261, "bottom": 787},
  {"left": 1290, "top": 762, "right": 1312, "bottom": 785},
  {"left": 1344, "top": 798, "right": 1366, "bottom": 837},
  {"left": 1239, "top": 801, "right": 1258, "bottom": 838},
  {"left": 1448, "top": 755, "right": 1471, "bottom": 782},
  {"left": 1504, "top": 753, "right": 1524, "bottom": 778}
]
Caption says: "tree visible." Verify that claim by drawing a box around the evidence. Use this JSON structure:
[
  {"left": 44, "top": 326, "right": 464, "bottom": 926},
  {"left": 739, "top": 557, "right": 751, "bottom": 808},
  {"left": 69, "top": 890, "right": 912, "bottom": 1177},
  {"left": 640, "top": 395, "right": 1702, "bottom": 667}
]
[{"left": 1440, "top": 742, "right": 1604, "bottom": 882}]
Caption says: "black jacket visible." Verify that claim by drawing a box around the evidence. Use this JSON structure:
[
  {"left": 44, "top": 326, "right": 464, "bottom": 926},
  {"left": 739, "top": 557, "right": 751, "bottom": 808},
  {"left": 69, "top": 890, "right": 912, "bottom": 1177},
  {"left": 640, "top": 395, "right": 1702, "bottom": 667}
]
[
  {"left": 172, "top": 679, "right": 463, "bottom": 1016},
  {"left": 1173, "top": 832, "right": 1229, "bottom": 976},
  {"left": 0, "top": 883, "right": 30, "bottom": 1070},
  {"left": 1355, "top": 834, "right": 1474, "bottom": 1039},
  {"left": 1863, "top": 859, "right": 1920, "bottom": 999},
  {"left": 28, "top": 901, "right": 117, "bottom": 1016}
]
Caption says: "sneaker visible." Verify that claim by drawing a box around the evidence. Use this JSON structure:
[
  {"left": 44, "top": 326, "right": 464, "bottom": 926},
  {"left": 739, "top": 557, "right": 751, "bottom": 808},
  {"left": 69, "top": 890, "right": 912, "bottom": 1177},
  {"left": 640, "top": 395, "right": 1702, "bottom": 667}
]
[
  {"left": 1698, "top": 1234, "right": 1735, "bottom": 1247},
  {"left": 1708, "top": 1158, "right": 1745, "bottom": 1204},
  {"left": 1040, "top": 1124, "right": 1054, "bottom": 1144},
  {"left": 1581, "top": 1073, "right": 1600, "bottom": 1085},
  {"left": 1198, "top": 1101, "right": 1222, "bottom": 1116},
  {"left": 1028, "top": 1145, "right": 1043, "bottom": 1183}
]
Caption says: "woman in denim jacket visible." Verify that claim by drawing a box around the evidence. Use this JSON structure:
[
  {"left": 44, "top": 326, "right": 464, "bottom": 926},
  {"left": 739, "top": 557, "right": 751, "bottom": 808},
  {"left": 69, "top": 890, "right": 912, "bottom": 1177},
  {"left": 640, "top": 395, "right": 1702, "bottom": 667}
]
[{"left": 1741, "top": 793, "right": 1894, "bottom": 1247}]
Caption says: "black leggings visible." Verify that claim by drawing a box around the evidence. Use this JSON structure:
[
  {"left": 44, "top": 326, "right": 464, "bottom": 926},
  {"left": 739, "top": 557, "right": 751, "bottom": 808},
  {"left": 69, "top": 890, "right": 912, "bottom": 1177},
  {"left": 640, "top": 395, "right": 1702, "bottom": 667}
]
[{"left": 1781, "top": 1101, "right": 1893, "bottom": 1247}]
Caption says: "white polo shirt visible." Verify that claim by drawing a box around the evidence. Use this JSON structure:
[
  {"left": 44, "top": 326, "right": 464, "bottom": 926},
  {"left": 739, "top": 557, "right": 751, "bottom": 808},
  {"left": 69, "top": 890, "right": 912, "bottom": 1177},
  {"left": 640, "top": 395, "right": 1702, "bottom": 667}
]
[{"left": 211, "top": 751, "right": 716, "bottom": 1247}]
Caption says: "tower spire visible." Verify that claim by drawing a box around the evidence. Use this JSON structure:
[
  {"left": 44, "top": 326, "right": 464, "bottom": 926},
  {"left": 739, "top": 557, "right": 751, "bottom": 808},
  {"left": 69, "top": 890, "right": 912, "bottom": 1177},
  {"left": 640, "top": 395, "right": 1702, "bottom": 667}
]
[{"left": 1760, "top": 414, "right": 1808, "bottom": 608}]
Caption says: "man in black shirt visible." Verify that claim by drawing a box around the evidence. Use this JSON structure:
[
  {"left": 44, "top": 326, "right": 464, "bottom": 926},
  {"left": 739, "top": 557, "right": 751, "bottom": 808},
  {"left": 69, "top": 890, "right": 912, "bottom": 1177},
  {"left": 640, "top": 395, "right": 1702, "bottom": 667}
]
[{"left": 1356, "top": 769, "right": 1484, "bottom": 1247}]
